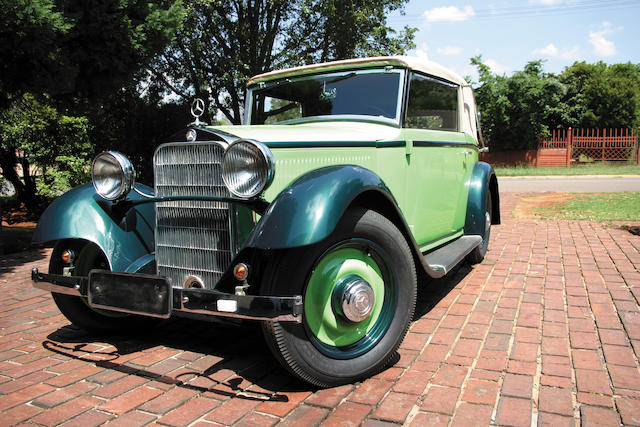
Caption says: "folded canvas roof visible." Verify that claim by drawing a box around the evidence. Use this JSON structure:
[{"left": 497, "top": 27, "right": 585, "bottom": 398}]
[{"left": 247, "top": 56, "right": 468, "bottom": 87}]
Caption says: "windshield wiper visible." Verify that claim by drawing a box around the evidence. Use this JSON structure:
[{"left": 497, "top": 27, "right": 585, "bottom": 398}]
[
  {"left": 258, "top": 72, "right": 357, "bottom": 91},
  {"left": 324, "top": 72, "right": 356, "bottom": 84},
  {"left": 257, "top": 78, "right": 292, "bottom": 91}
]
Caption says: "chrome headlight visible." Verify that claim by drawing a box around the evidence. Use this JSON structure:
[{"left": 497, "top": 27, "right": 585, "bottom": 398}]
[
  {"left": 222, "top": 140, "right": 274, "bottom": 198},
  {"left": 91, "top": 151, "right": 135, "bottom": 200}
]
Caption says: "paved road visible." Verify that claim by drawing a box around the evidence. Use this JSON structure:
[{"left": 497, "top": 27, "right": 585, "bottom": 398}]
[{"left": 499, "top": 175, "right": 640, "bottom": 192}]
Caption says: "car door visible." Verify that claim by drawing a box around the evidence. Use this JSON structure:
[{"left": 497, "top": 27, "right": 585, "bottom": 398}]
[{"left": 403, "top": 72, "right": 470, "bottom": 250}]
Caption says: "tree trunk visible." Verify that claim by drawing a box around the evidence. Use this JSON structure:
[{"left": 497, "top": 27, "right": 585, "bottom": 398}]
[{"left": 0, "top": 154, "right": 41, "bottom": 211}]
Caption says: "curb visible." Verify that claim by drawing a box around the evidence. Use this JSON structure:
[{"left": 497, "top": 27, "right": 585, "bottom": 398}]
[{"left": 498, "top": 175, "right": 640, "bottom": 179}]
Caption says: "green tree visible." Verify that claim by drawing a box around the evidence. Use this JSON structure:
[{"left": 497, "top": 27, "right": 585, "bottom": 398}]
[
  {"left": 472, "top": 57, "right": 640, "bottom": 152},
  {"left": 471, "top": 56, "right": 570, "bottom": 151},
  {"left": 0, "top": 0, "right": 184, "bottom": 108},
  {"left": 0, "top": 95, "right": 92, "bottom": 209},
  {"left": 58, "top": 0, "right": 185, "bottom": 105},
  {"left": 560, "top": 61, "right": 640, "bottom": 129},
  {"left": 87, "top": 85, "right": 191, "bottom": 184},
  {"left": 0, "top": 0, "right": 71, "bottom": 108},
  {"left": 287, "top": 0, "right": 416, "bottom": 64},
  {"left": 149, "top": 0, "right": 416, "bottom": 124},
  {"left": 0, "top": 0, "right": 184, "bottom": 209}
]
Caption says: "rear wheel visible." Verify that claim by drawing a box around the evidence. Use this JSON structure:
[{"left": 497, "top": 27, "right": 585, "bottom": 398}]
[
  {"left": 467, "top": 190, "right": 492, "bottom": 264},
  {"left": 50, "top": 240, "right": 154, "bottom": 334},
  {"left": 262, "top": 208, "right": 417, "bottom": 387}
]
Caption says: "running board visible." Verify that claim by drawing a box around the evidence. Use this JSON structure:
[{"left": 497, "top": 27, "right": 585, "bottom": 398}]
[{"left": 423, "top": 235, "right": 482, "bottom": 278}]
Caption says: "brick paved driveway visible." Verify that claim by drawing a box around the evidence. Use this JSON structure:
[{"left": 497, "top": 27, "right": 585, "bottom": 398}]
[{"left": 1, "top": 193, "right": 639, "bottom": 426}]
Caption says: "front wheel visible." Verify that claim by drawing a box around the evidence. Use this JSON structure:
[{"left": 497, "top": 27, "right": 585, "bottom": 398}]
[
  {"left": 50, "top": 240, "right": 155, "bottom": 334},
  {"left": 262, "top": 208, "right": 417, "bottom": 387}
]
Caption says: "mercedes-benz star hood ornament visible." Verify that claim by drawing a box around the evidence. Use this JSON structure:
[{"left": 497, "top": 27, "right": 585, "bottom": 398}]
[{"left": 189, "top": 98, "right": 208, "bottom": 127}]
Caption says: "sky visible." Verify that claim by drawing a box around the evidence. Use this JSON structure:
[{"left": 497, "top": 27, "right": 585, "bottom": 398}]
[{"left": 387, "top": 0, "right": 640, "bottom": 82}]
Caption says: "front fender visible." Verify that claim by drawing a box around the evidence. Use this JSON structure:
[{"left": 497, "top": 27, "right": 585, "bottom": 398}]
[
  {"left": 32, "top": 183, "right": 155, "bottom": 272},
  {"left": 464, "top": 162, "right": 500, "bottom": 237},
  {"left": 244, "top": 165, "right": 395, "bottom": 249}
]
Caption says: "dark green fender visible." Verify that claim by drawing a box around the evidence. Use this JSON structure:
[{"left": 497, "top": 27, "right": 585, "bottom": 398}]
[
  {"left": 244, "top": 165, "right": 396, "bottom": 249},
  {"left": 32, "top": 183, "right": 155, "bottom": 272},
  {"left": 464, "top": 161, "right": 501, "bottom": 237}
]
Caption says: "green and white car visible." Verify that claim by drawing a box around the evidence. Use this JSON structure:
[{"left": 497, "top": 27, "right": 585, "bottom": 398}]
[{"left": 32, "top": 56, "right": 500, "bottom": 387}]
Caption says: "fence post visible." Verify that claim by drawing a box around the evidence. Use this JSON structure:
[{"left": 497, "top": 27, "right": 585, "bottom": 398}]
[
  {"left": 0, "top": 198, "right": 3, "bottom": 256},
  {"left": 637, "top": 127, "right": 640, "bottom": 166},
  {"left": 602, "top": 128, "right": 606, "bottom": 161},
  {"left": 566, "top": 127, "right": 572, "bottom": 167}
]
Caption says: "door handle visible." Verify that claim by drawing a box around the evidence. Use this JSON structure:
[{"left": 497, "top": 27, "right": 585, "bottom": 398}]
[{"left": 461, "top": 150, "right": 472, "bottom": 168}]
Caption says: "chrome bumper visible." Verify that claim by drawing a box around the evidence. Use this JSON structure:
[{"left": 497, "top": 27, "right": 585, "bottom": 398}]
[{"left": 32, "top": 268, "right": 303, "bottom": 323}]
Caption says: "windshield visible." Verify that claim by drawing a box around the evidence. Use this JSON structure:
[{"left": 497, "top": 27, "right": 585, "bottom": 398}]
[{"left": 248, "top": 69, "right": 404, "bottom": 125}]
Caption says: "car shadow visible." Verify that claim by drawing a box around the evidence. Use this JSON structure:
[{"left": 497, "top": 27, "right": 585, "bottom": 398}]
[
  {"left": 44, "top": 317, "right": 310, "bottom": 400},
  {"left": 0, "top": 247, "right": 49, "bottom": 275},
  {"left": 414, "top": 262, "right": 473, "bottom": 320},
  {"left": 41, "top": 262, "right": 473, "bottom": 397}
]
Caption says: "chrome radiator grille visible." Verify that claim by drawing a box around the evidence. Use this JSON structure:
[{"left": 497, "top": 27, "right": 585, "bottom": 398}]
[{"left": 153, "top": 142, "right": 232, "bottom": 289}]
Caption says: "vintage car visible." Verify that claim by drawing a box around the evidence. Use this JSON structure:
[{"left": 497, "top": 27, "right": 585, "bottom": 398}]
[{"left": 31, "top": 56, "right": 500, "bottom": 387}]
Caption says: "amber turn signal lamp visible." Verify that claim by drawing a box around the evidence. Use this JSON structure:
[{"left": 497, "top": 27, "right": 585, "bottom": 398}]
[
  {"left": 61, "top": 250, "right": 75, "bottom": 264},
  {"left": 233, "top": 263, "right": 249, "bottom": 281}
]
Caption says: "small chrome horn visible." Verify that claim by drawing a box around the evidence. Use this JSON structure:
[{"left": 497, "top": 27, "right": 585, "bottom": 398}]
[{"left": 183, "top": 275, "right": 204, "bottom": 289}]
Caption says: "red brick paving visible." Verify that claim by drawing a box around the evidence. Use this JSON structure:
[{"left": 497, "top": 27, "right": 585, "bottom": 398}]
[{"left": 1, "top": 192, "right": 640, "bottom": 425}]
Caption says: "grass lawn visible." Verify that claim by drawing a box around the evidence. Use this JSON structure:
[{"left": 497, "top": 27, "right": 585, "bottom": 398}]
[
  {"left": 534, "top": 192, "right": 640, "bottom": 221},
  {"left": 496, "top": 161, "right": 640, "bottom": 176}
]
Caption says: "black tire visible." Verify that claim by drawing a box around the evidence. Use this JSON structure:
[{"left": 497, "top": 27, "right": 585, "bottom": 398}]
[
  {"left": 467, "top": 190, "right": 492, "bottom": 264},
  {"left": 261, "top": 208, "right": 417, "bottom": 387},
  {"left": 50, "top": 240, "right": 156, "bottom": 334}
]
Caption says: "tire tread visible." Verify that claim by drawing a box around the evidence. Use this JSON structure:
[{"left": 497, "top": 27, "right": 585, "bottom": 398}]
[{"left": 262, "top": 208, "right": 417, "bottom": 387}]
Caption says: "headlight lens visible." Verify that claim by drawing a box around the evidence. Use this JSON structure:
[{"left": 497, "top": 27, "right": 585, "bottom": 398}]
[
  {"left": 91, "top": 151, "right": 135, "bottom": 200},
  {"left": 222, "top": 140, "right": 274, "bottom": 198}
]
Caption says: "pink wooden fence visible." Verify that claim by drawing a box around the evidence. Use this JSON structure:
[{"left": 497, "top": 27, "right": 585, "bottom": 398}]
[{"left": 537, "top": 128, "right": 640, "bottom": 167}]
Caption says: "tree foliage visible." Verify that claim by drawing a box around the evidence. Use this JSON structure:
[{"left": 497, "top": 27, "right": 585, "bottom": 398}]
[
  {"left": 0, "top": 95, "right": 91, "bottom": 209},
  {"left": 0, "top": 0, "right": 184, "bottom": 210},
  {"left": 471, "top": 56, "right": 568, "bottom": 151},
  {"left": 560, "top": 61, "right": 640, "bottom": 129},
  {"left": 0, "top": 0, "right": 71, "bottom": 109},
  {"left": 286, "top": 0, "right": 416, "bottom": 64},
  {"left": 0, "top": 0, "right": 184, "bottom": 107},
  {"left": 471, "top": 56, "right": 640, "bottom": 152},
  {"left": 149, "top": 0, "right": 416, "bottom": 124},
  {"left": 87, "top": 86, "right": 191, "bottom": 184},
  {"left": 59, "top": 0, "right": 185, "bottom": 104},
  {"left": 5, "top": 0, "right": 639, "bottom": 214}
]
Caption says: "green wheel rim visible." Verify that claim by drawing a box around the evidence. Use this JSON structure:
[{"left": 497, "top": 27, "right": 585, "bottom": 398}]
[{"left": 304, "top": 239, "right": 395, "bottom": 358}]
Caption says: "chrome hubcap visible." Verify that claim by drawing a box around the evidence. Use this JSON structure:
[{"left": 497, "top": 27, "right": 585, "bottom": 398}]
[
  {"left": 337, "top": 278, "right": 375, "bottom": 323},
  {"left": 485, "top": 211, "right": 491, "bottom": 233}
]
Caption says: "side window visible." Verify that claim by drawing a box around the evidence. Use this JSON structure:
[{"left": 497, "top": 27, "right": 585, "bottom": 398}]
[{"left": 405, "top": 73, "right": 458, "bottom": 131}]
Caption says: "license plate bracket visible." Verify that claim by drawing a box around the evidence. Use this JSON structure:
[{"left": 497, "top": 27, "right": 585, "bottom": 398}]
[{"left": 88, "top": 270, "right": 172, "bottom": 318}]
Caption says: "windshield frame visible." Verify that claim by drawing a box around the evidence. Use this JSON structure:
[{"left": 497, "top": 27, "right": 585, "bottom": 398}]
[{"left": 244, "top": 68, "right": 407, "bottom": 127}]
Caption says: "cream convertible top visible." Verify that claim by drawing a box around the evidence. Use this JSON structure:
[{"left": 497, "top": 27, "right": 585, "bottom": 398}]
[{"left": 247, "top": 56, "right": 481, "bottom": 143}]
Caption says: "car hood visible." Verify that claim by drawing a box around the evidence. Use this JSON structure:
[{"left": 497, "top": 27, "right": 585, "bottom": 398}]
[{"left": 208, "top": 121, "right": 402, "bottom": 146}]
